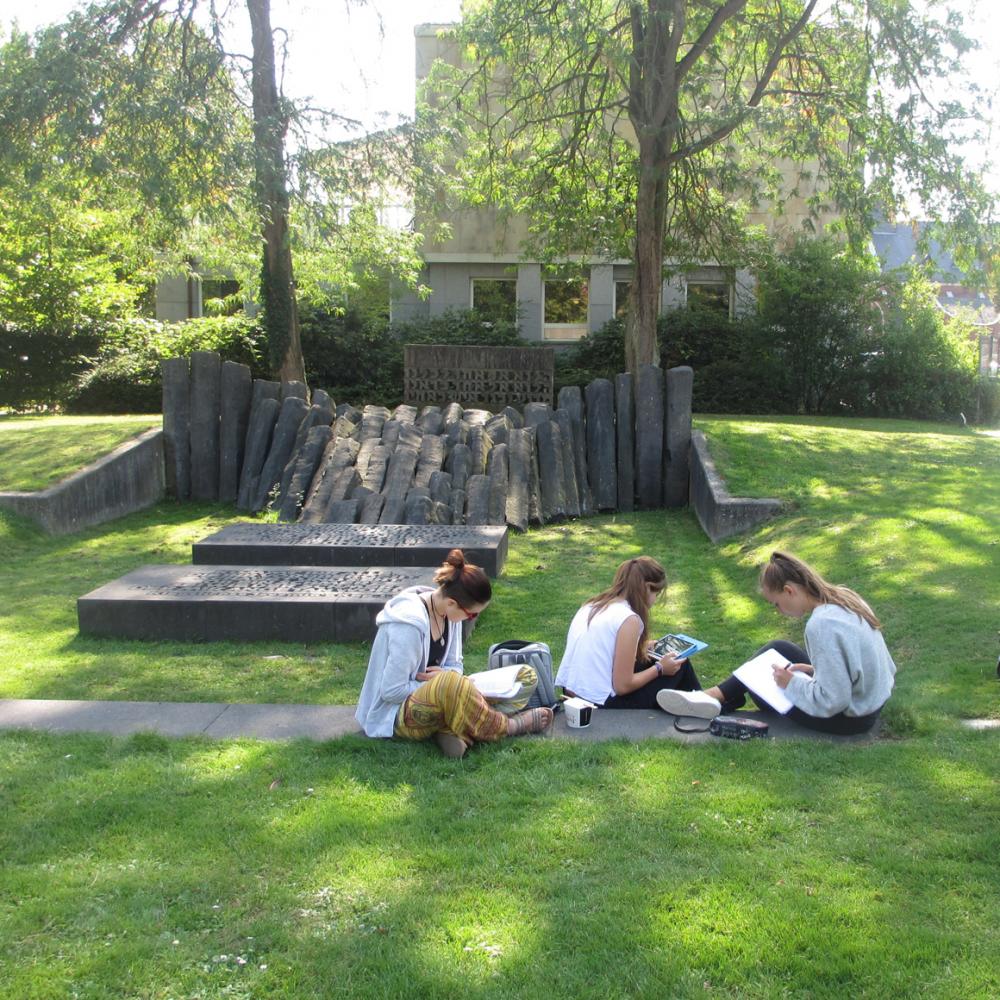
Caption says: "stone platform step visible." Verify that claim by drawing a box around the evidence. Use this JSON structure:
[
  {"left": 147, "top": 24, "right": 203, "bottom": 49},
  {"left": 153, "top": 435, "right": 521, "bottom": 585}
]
[
  {"left": 77, "top": 564, "right": 435, "bottom": 643},
  {"left": 192, "top": 523, "right": 509, "bottom": 576}
]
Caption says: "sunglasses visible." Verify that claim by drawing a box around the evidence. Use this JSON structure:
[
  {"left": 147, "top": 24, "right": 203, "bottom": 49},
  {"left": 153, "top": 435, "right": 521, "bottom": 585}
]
[{"left": 457, "top": 605, "right": 480, "bottom": 621}]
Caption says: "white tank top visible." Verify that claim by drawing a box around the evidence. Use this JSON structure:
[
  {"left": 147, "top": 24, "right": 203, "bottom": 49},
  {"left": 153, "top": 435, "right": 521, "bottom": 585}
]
[{"left": 555, "top": 600, "right": 640, "bottom": 705}]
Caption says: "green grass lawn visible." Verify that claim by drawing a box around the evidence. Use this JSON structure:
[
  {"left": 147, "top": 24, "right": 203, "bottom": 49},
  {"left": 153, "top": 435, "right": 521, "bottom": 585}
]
[
  {"left": 0, "top": 414, "right": 160, "bottom": 492},
  {"left": 1, "top": 416, "right": 998, "bottom": 998}
]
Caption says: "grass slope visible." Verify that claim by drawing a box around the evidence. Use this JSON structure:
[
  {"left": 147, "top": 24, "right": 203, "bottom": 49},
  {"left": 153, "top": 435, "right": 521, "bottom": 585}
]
[
  {"left": 0, "top": 415, "right": 160, "bottom": 492},
  {"left": 0, "top": 416, "right": 998, "bottom": 998}
]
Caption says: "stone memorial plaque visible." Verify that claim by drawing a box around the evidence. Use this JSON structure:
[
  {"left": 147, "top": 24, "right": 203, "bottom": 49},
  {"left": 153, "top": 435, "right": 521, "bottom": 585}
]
[
  {"left": 78, "top": 565, "right": 435, "bottom": 643},
  {"left": 192, "top": 523, "right": 509, "bottom": 576}
]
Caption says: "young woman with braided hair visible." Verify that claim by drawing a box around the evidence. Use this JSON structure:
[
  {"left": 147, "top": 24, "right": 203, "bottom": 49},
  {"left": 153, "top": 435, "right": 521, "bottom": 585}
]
[
  {"left": 356, "top": 548, "right": 552, "bottom": 757},
  {"left": 555, "top": 556, "right": 703, "bottom": 709},
  {"left": 657, "top": 551, "right": 896, "bottom": 734}
]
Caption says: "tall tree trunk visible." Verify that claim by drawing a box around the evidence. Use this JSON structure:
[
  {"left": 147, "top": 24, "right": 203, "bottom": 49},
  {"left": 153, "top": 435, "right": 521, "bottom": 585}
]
[
  {"left": 627, "top": 139, "right": 667, "bottom": 373},
  {"left": 247, "top": 0, "right": 305, "bottom": 384}
]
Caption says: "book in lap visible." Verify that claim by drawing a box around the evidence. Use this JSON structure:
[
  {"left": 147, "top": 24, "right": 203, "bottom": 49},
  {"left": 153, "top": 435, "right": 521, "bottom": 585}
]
[
  {"left": 732, "top": 647, "right": 795, "bottom": 714},
  {"left": 652, "top": 632, "right": 708, "bottom": 659}
]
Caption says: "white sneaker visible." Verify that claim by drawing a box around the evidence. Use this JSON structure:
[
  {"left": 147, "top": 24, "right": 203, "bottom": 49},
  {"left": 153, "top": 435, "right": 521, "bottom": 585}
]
[{"left": 656, "top": 689, "right": 721, "bottom": 719}]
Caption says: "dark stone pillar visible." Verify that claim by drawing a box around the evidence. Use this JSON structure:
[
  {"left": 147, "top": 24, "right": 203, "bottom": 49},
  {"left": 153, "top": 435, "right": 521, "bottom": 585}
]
[
  {"left": 359, "top": 409, "right": 387, "bottom": 441},
  {"left": 277, "top": 424, "right": 333, "bottom": 522},
  {"left": 324, "top": 498, "right": 359, "bottom": 523},
  {"left": 218, "top": 361, "right": 252, "bottom": 504},
  {"left": 558, "top": 385, "right": 592, "bottom": 515},
  {"left": 554, "top": 408, "right": 581, "bottom": 517},
  {"left": 418, "top": 406, "right": 444, "bottom": 435},
  {"left": 383, "top": 443, "right": 420, "bottom": 498},
  {"left": 415, "top": 434, "right": 446, "bottom": 488},
  {"left": 392, "top": 403, "right": 418, "bottom": 424},
  {"left": 635, "top": 364, "right": 664, "bottom": 509},
  {"left": 404, "top": 493, "right": 434, "bottom": 525},
  {"left": 358, "top": 492, "right": 385, "bottom": 524},
  {"left": 251, "top": 396, "right": 309, "bottom": 511},
  {"left": 443, "top": 401, "right": 464, "bottom": 428},
  {"left": 300, "top": 438, "right": 360, "bottom": 519},
  {"left": 449, "top": 488, "right": 466, "bottom": 525},
  {"left": 312, "top": 389, "right": 335, "bottom": 419},
  {"left": 664, "top": 365, "right": 694, "bottom": 508},
  {"left": 445, "top": 420, "right": 469, "bottom": 448},
  {"left": 189, "top": 350, "right": 221, "bottom": 500},
  {"left": 523, "top": 401, "right": 552, "bottom": 429},
  {"left": 615, "top": 373, "right": 635, "bottom": 513},
  {"left": 428, "top": 470, "right": 453, "bottom": 506},
  {"left": 501, "top": 405, "right": 524, "bottom": 429},
  {"left": 468, "top": 426, "right": 493, "bottom": 476},
  {"left": 361, "top": 444, "right": 391, "bottom": 493},
  {"left": 506, "top": 427, "right": 531, "bottom": 532},
  {"left": 585, "top": 378, "right": 616, "bottom": 510},
  {"left": 236, "top": 396, "right": 280, "bottom": 511},
  {"left": 465, "top": 474, "right": 490, "bottom": 525},
  {"left": 487, "top": 442, "right": 509, "bottom": 526},
  {"left": 379, "top": 495, "right": 406, "bottom": 525},
  {"left": 535, "top": 420, "right": 567, "bottom": 521},
  {"left": 161, "top": 357, "right": 191, "bottom": 500},
  {"left": 446, "top": 443, "right": 472, "bottom": 493},
  {"left": 277, "top": 403, "right": 332, "bottom": 508}
]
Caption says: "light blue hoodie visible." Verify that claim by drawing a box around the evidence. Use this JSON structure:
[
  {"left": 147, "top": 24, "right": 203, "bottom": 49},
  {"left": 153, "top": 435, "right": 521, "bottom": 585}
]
[{"left": 355, "top": 586, "right": 464, "bottom": 738}]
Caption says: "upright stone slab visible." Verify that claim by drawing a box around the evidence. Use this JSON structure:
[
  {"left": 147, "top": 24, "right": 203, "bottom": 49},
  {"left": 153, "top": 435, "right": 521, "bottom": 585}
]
[
  {"left": 484, "top": 413, "right": 510, "bottom": 446},
  {"left": 449, "top": 489, "right": 466, "bottom": 526},
  {"left": 465, "top": 474, "right": 490, "bottom": 526},
  {"left": 428, "top": 470, "right": 453, "bottom": 505},
  {"left": 325, "top": 498, "right": 359, "bottom": 523},
  {"left": 392, "top": 403, "right": 418, "bottom": 424},
  {"left": 358, "top": 492, "right": 385, "bottom": 524},
  {"left": 505, "top": 427, "right": 531, "bottom": 532},
  {"left": 251, "top": 395, "right": 309, "bottom": 511},
  {"left": 442, "top": 401, "right": 464, "bottom": 428},
  {"left": 379, "top": 495, "right": 406, "bottom": 525},
  {"left": 337, "top": 403, "right": 362, "bottom": 424},
  {"left": 553, "top": 408, "right": 581, "bottom": 517},
  {"left": 277, "top": 403, "right": 332, "bottom": 507},
  {"left": 277, "top": 424, "right": 333, "bottom": 522},
  {"left": 161, "top": 357, "right": 191, "bottom": 500},
  {"left": 236, "top": 396, "right": 280, "bottom": 511},
  {"left": 446, "top": 443, "right": 472, "bottom": 493},
  {"left": 78, "top": 564, "right": 436, "bottom": 642},
  {"left": 189, "top": 351, "right": 222, "bottom": 501},
  {"left": 535, "top": 420, "right": 567, "bottom": 521},
  {"left": 414, "top": 434, "right": 446, "bottom": 488},
  {"left": 558, "top": 385, "right": 593, "bottom": 515},
  {"left": 312, "top": 389, "right": 335, "bottom": 419},
  {"left": 445, "top": 420, "right": 469, "bottom": 448},
  {"left": 527, "top": 425, "right": 545, "bottom": 526},
  {"left": 359, "top": 410, "right": 387, "bottom": 441},
  {"left": 332, "top": 415, "right": 360, "bottom": 440},
  {"left": 463, "top": 408, "right": 492, "bottom": 426},
  {"left": 614, "top": 373, "right": 636, "bottom": 513},
  {"left": 584, "top": 379, "right": 617, "bottom": 510},
  {"left": 523, "top": 401, "right": 553, "bottom": 429},
  {"left": 487, "top": 443, "right": 509, "bottom": 526},
  {"left": 323, "top": 467, "right": 361, "bottom": 509},
  {"left": 300, "top": 438, "right": 360, "bottom": 521},
  {"left": 383, "top": 444, "right": 419, "bottom": 498},
  {"left": 417, "top": 406, "right": 444, "bottom": 435},
  {"left": 635, "top": 364, "right": 664, "bottom": 509},
  {"left": 469, "top": 426, "right": 493, "bottom": 476},
  {"left": 664, "top": 365, "right": 694, "bottom": 508},
  {"left": 500, "top": 405, "right": 524, "bottom": 429},
  {"left": 361, "top": 444, "right": 391, "bottom": 493},
  {"left": 404, "top": 493, "right": 433, "bottom": 525},
  {"left": 218, "top": 361, "right": 252, "bottom": 504},
  {"left": 281, "top": 380, "right": 308, "bottom": 401}
]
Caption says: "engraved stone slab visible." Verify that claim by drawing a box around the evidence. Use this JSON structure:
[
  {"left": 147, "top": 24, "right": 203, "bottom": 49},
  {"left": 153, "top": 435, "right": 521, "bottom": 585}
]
[
  {"left": 77, "top": 565, "right": 435, "bottom": 642},
  {"left": 192, "top": 523, "right": 509, "bottom": 576}
]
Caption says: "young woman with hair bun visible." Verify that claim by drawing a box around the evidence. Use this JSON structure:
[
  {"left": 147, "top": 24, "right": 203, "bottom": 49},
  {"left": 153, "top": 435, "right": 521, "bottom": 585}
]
[
  {"left": 555, "top": 556, "right": 703, "bottom": 709},
  {"left": 657, "top": 551, "right": 896, "bottom": 734},
  {"left": 356, "top": 548, "right": 552, "bottom": 757}
]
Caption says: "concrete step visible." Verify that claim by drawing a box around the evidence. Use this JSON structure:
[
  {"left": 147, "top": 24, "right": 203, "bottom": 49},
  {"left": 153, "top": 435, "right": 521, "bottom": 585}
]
[
  {"left": 77, "top": 564, "right": 435, "bottom": 643},
  {"left": 191, "top": 523, "right": 509, "bottom": 576}
]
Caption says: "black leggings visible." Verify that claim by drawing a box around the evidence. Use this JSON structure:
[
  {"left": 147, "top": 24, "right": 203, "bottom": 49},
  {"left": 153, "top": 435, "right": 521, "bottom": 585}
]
[
  {"left": 716, "top": 640, "right": 882, "bottom": 735},
  {"left": 601, "top": 657, "right": 702, "bottom": 710}
]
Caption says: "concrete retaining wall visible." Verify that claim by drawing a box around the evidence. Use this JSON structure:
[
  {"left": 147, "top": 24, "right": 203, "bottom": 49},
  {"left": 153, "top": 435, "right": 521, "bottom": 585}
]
[
  {"left": 689, "top": 430, "right": 782, "bottom": 543},
  {"left": 0, "top": 428, "right": 165, "bottom": 535}
]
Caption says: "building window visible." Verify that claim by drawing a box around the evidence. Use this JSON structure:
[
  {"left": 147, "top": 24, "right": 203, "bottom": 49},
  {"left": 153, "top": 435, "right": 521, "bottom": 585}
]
[
  {"left": 543, "top": 279, "right": 589, "bottom": 341},
  {"left": 201, "top": 278, "right": 242, "bottom": 316},
  {"left": 615, "top": 281, "right": 631, "bottom": 319},
  {"left": 471, "top": 278, "right": 517, "bottom": 324},
  {"left": 686, "top": 281, "right": 732, "bottom": 316}
]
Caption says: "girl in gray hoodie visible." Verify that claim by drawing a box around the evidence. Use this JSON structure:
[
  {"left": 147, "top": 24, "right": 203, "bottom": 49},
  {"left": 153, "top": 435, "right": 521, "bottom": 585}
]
[
  {"left": 657, "top": 551, "right": 896, "bottom": 735},
  {"left": 355, "top": 549, "right": 552, "bottom": 756}
]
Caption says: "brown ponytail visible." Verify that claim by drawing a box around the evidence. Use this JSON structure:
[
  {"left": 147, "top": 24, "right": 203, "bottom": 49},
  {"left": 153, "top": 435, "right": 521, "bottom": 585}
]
[
  {"left": 586, "top": 556, "right": 666, "bottom": 652},
  {"left": 433, "top": 548, "right": 492, "bottom": 607},
  {"left": 760, "top": 551, "right": 881, "bottom": 629}
]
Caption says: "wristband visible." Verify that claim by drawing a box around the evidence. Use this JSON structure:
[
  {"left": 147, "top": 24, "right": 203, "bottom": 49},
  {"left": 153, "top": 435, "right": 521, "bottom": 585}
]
[{"left": 655, "top": 662, "right": 663, "bottom": 677}]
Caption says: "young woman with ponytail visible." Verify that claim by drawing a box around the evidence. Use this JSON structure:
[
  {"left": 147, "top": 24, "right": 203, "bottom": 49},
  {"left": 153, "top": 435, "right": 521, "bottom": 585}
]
[
  {"left": 554, "top": 556, "right": 703, "bottom": 709},
  {"left": 657, "top": 552, "right": 897, "bottom": 734},
  {"left": 356, "top": 548, "right": 552, "bottom": 757}
]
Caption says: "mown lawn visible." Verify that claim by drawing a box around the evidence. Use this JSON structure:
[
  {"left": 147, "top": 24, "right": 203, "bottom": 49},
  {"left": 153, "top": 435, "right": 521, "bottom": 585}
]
[
  {"left": 0, "top": 415, "right": 160, "bottom": 492},
  {"left": 0, "top": 416, "right": 998, "bottom": 998}
]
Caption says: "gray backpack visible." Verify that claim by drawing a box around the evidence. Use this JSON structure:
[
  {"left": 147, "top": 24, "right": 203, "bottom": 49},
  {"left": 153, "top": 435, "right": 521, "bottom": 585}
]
[{"left": 487, "top": 640, "right": 559, "bottom": 710}]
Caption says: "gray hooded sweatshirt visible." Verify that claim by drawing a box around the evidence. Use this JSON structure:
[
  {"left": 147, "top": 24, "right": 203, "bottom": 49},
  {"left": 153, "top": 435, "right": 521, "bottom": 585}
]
[{"left": 355, "top": 586, "right": 464, "bottom": 737}]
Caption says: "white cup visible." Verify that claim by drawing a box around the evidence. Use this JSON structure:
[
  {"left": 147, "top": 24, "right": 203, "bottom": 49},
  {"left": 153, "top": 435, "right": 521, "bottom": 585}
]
[{"left": 564, "top": 696, "right": 594, "bottom": 728}]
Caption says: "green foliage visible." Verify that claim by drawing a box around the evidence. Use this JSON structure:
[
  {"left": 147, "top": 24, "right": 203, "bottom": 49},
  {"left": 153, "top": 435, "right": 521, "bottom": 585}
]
[
  {"left": 0, "top": 325, "right": 102, "bottom": 411},
  {"left": 67, "top": 316, "right": 264, "bottom": 414},
  {"left": 302, "top": 306, "right": 527, "bottom": 406}
]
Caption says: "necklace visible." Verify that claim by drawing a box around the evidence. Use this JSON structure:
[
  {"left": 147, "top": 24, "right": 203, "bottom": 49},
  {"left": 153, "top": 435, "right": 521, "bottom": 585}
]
[{"left": 425, "top": 593, "right": 445, "bottom": 636}]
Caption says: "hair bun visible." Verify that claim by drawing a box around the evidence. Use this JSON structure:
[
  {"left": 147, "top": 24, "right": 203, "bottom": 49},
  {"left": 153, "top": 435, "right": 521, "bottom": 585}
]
[{"left": 445, "top": 548, "right": 465, "bottom": 570}]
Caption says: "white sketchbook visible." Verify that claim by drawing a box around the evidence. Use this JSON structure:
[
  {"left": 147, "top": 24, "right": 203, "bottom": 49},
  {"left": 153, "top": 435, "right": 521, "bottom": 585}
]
[
  {"left": 466, "top": 665, "right": 524, "bottom": 699},
  {"left": 732, "top": 648, "right": 796, "bottom": 714}
]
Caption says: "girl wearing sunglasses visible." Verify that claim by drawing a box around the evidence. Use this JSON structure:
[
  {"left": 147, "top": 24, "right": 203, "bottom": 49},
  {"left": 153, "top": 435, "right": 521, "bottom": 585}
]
[{"left": 356, "top": 548, "right": 552, "bottom": 757}]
